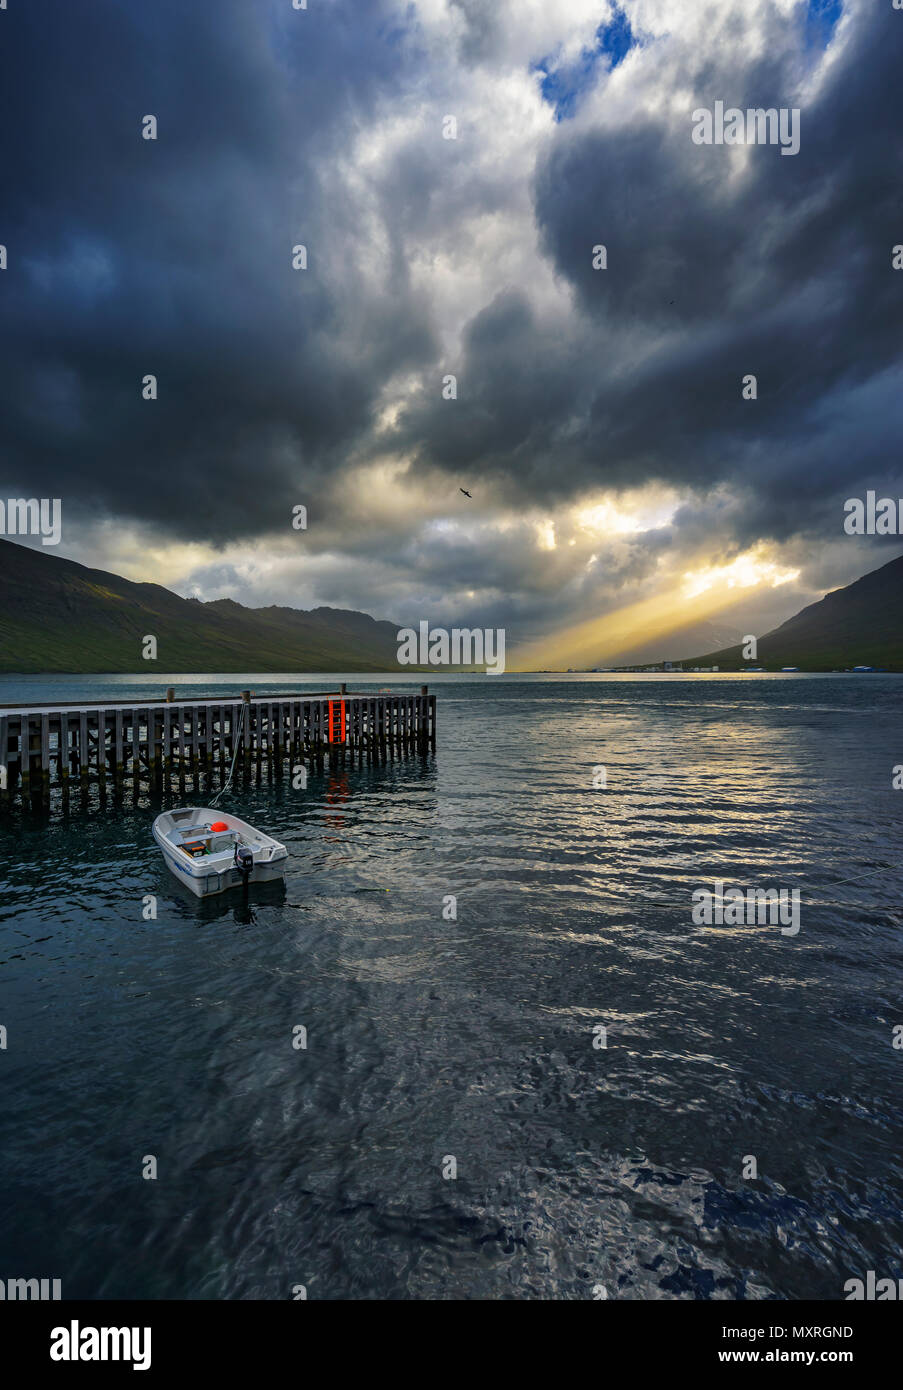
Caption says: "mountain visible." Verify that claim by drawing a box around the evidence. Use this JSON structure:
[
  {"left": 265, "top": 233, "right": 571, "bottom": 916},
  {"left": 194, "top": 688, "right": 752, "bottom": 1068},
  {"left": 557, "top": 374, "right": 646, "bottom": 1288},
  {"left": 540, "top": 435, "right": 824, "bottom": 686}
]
[
  {"left": 0, "top": 538, "right": 401, "bottom": 673},
  {"left": 601, "top": 617, "right": 747, "bottom": 669},
  {"left": 684, "top": 551, "right": 903, "bottom": 671}
]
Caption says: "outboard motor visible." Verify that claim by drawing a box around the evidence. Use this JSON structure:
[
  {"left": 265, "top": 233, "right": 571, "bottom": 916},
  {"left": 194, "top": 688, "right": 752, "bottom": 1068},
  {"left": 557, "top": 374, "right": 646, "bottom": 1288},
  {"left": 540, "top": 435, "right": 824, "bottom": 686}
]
[{"left": 234, "top": 843, "right": 254, "bottom": 881}]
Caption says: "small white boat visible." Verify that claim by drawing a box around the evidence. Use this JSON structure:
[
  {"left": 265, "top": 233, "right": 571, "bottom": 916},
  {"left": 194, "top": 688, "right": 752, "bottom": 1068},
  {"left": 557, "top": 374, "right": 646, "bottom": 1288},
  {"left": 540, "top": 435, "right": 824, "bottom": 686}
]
[{"left": 153, "top": 806, "right": 288, "bottom": 898}]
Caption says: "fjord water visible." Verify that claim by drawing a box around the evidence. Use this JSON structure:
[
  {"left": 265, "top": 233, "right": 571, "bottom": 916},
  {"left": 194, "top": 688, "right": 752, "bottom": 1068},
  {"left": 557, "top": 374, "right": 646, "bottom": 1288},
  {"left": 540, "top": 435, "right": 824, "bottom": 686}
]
[{"left": 1, "top": 672, "right": 901, "bottom": 1300}]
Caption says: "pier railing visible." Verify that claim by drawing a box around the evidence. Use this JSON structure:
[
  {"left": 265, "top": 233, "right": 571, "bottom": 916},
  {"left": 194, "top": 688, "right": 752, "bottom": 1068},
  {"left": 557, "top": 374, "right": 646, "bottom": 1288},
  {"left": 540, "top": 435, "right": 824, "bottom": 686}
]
[{"left": 0, "top": 685, "right": 436, "bottom": 808}]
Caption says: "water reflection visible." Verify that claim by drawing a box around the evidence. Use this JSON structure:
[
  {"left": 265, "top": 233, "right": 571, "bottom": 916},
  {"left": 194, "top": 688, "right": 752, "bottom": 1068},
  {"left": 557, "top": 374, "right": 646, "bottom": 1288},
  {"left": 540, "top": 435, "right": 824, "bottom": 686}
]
[{"left": 1, "top": 678, "right": 902, "bottom": 1299}]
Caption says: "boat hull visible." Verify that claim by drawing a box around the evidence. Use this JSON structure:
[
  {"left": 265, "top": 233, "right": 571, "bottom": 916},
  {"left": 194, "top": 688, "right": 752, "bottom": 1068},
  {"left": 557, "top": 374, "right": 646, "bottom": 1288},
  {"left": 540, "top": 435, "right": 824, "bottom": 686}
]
[{"left": 152, "top": 806, "right": 288, "bottom": 899}]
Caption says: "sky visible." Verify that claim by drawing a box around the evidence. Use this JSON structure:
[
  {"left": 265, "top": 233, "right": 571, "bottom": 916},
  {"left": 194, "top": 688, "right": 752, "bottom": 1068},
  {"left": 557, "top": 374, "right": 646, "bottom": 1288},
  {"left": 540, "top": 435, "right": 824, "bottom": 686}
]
[{"left": 1, "top": 0, "right": 901, "bottom": 667}]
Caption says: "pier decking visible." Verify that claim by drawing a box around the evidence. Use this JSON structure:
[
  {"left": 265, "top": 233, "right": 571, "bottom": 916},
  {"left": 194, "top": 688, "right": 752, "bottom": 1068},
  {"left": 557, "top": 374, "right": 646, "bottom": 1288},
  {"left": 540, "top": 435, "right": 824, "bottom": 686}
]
[{"left": 0, "top": 685, "right": 436, "bottom": 809}]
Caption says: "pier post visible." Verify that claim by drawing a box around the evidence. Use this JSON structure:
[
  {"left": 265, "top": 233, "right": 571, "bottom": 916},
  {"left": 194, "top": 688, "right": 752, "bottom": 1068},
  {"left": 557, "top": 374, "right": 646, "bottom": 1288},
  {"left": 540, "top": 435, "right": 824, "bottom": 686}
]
[
  {"left": 37, "top": 714, "right": 49, "bottom": 806},
  {"left": 114, "top": 710, "right": 124, "bottom": 791},
  {"left": 96, "top": 710, "right": 107, "bottom": 798},
  {"left": 27, "top": 720, "right": 40, "bottom": 803},
  {"left": 190, "top": 704, "right": 199, "bottom": 784},
  {"left": 241, "top": 691, "right": 251, "bottom": 778},
  {"left": 203, "top": 706, "right": 213, "bottom": 781},
  {"left": 7, "top": 720, "right": 20, "bottom": 800},
  {"left": 254, "top": 701, "right": 263, "bottom": 781},
  {"left": 177, "top": 706, "right": 186, "bottom": 795},
  {"left": 19, "top": 717, "right": 30, "bottom": 800},
  {"left": 131, "top": 710, "right": 140, "bottom": 784},
  {"left": 162, "top": 705, "right": 172, "bottom": 788},
  {"left": 77, "top": 712, "right": 88, "bottom": 795},
  {"left": 275, "top": 701, "right": 286, "bottom": 777},
  {"left": 217, "top": 705, "right": 226, "bottom": 782},
  {"left": 58, "top": 713, "right": 70, "bottom": 805},
  {"left": 417, "top": 686, "right": 426, "bottom": 747},
  {"left": 99, "top": 713, "right": 108, "bottom": 796},
  {"left": 149, "top": 709, "right": 160, "bottom": 787}
]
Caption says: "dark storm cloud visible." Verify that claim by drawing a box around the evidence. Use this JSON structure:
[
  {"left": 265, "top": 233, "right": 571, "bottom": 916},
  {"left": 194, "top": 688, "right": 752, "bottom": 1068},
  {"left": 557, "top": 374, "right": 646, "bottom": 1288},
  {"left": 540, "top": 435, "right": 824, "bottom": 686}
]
[
  {"left": 387, "top": 288, "right": 593, "bottom": 491},
  {"left": 391, "top": 1, "right": 903, "bottom": 538},
  {"left": 0, "top": 0, "right": 435, "bottom": 539}
]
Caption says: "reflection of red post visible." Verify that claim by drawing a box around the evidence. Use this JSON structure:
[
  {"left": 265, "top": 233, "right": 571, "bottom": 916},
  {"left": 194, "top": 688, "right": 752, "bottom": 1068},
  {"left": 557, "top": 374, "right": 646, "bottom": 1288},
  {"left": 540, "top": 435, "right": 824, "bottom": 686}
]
[
  {"left": 325, "top": 769, "right": 349, "bottom": 835},
  {"left": 327, "top": 699, "right": 346, "bottom": 744}
]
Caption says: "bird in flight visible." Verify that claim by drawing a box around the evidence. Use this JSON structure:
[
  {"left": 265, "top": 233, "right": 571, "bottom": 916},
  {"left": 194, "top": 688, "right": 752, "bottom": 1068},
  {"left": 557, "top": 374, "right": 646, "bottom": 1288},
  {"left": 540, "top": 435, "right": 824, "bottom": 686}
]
[{"left": 460, "top": 487, "right": 472, "bottom": 498}]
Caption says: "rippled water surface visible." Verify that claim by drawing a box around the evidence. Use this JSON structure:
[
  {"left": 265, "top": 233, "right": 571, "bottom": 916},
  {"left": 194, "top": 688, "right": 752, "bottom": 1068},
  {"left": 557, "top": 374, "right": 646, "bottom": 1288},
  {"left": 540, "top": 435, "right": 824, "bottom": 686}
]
[{"left": 1, "top": 672, "right": 902, "bottom": 1299}]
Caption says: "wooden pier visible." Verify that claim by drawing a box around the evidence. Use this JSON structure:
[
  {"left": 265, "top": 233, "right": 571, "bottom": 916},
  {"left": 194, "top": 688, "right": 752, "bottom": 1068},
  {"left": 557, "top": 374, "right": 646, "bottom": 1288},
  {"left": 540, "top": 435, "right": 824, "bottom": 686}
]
[{"left": 0, "top": 685, "right": 436, "bottom": 810}]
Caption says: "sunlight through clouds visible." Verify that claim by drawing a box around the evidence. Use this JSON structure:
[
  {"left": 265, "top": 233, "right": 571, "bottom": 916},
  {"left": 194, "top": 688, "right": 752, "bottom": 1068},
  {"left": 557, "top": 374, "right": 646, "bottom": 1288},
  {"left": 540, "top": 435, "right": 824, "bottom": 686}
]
[{"left": 682, "top": 549, "right": 802, "bottom": 600}]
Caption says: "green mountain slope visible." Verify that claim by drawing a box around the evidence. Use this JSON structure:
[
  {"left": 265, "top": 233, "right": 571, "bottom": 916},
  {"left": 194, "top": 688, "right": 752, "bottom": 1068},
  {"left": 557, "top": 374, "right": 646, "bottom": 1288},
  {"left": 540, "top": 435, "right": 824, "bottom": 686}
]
[
  {"left": 0, "top": 538, "right": 401, "bottom": 673},
  {"left": 685, "top": 551, "right": 903, "bottom": 671}
]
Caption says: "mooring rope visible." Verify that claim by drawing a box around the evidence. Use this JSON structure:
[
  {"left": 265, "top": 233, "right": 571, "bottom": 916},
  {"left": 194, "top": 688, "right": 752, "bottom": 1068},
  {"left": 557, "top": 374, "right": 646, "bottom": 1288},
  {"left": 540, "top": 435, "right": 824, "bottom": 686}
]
[{"left": 210, "top": 701, "right": 246, "bottom": 808}]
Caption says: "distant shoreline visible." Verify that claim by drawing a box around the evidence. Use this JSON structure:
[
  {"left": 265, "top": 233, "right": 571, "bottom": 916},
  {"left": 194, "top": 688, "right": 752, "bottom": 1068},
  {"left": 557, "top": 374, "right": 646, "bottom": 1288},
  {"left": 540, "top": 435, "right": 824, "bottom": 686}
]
[{"left": 0, "top": 668, "right": 900, "bottom": 680}]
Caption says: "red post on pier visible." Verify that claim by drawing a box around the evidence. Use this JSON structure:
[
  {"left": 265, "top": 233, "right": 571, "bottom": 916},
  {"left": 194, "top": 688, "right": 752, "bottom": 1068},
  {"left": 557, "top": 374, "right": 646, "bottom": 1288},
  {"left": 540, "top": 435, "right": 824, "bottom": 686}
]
[{"left": 327, "top": 698, "right": 346, "bottom": 744}]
